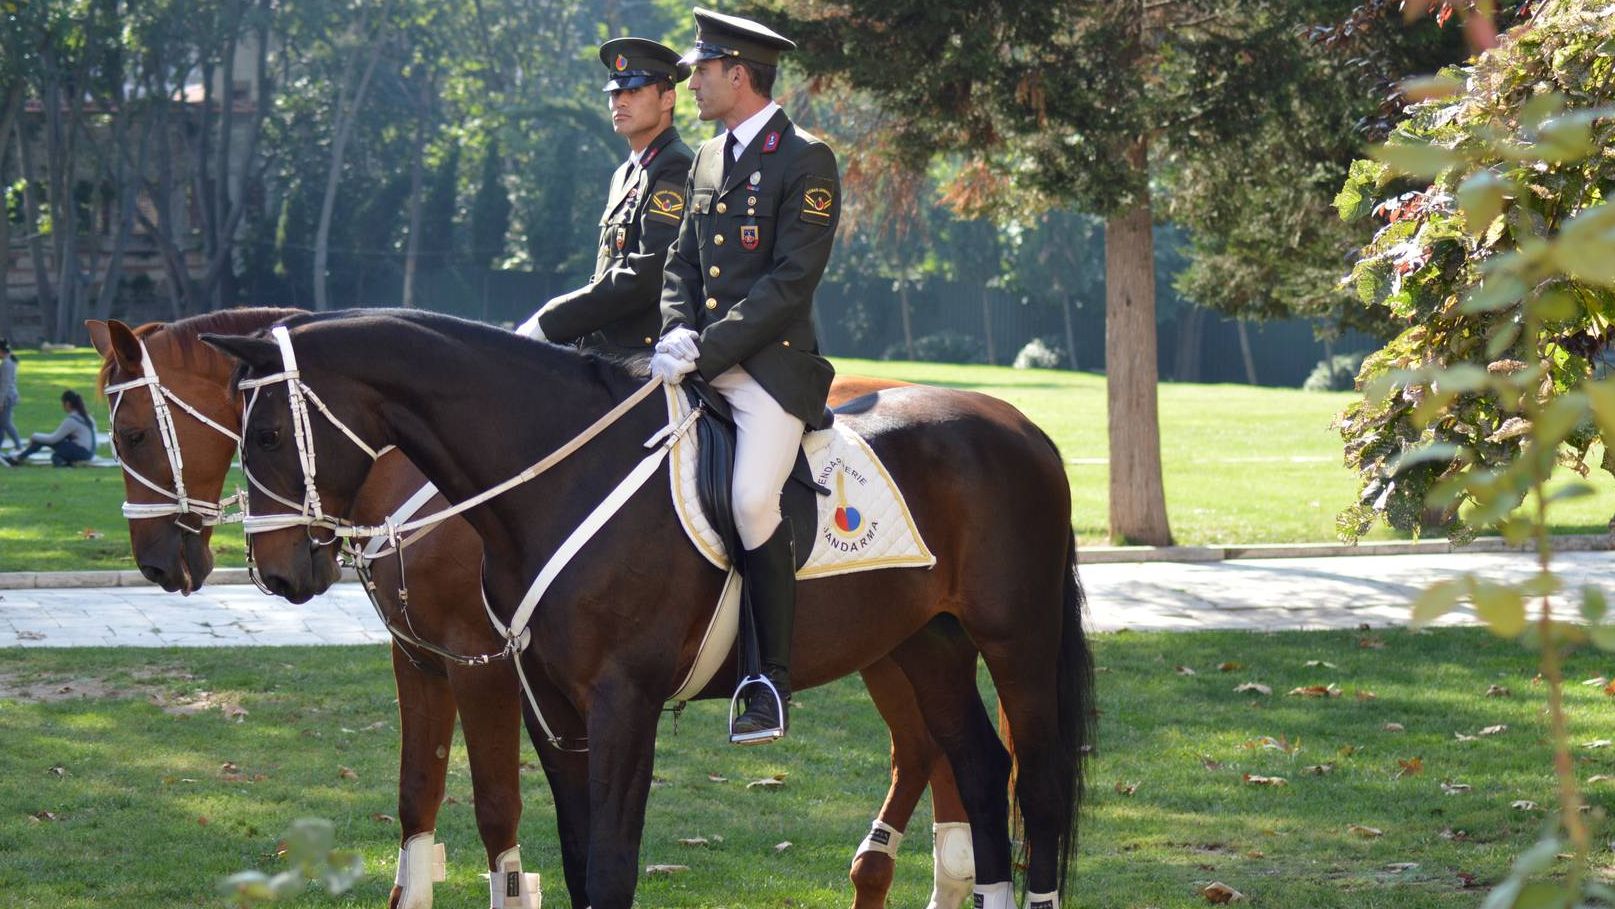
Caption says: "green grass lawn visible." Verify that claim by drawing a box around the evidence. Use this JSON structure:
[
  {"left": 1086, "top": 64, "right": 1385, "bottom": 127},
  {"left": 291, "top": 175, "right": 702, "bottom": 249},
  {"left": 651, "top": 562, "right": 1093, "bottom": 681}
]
[
  {"left": 3, "top": 627, "right": 1612, "bottom": 907},
  {"left": 2, "top": 347, "right": 1612, "bottom": 572}
]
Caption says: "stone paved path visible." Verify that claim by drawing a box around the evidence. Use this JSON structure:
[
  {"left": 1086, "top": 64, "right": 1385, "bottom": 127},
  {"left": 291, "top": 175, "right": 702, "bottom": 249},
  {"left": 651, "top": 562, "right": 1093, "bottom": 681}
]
[{"left": 3, "top": 550, "right": 1610, "bottom": 647}]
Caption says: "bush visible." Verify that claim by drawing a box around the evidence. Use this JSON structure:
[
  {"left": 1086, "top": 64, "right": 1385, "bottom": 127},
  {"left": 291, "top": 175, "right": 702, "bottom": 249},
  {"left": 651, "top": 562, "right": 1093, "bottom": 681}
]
[
  {"left": 1301, "top": 352, "right": 1366, "bottom": 392},
  {"left": 1013, "top": 336, "right": 1066, "bottom": 370},
  {"left": 883, "top": 331, "right": 984, "bottom": 364}
]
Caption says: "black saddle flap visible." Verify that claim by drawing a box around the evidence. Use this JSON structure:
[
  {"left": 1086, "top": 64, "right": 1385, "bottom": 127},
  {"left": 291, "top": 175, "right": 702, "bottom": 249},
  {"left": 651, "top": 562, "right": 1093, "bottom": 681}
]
[{"left": 684, "top": 382, "right": 825, "bottom": 571}]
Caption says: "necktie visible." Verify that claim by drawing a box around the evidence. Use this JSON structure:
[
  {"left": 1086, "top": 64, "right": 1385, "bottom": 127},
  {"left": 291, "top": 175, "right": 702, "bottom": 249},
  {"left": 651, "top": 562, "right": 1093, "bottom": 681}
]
[{"left": 722, "top": 133, "right": 739, "bottom": 186}]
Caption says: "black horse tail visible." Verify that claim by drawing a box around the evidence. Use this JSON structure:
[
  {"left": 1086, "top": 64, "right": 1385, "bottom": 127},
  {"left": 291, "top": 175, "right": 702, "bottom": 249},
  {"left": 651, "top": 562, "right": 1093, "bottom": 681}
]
[{"left": 1054, "top": 526, "right": 1096, "bottom": 896}]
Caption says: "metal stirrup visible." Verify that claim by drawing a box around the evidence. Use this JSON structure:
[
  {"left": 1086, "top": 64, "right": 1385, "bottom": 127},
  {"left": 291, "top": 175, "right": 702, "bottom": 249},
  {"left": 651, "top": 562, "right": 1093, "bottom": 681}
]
[{"left": 728, "top": 674, "right": 786, "bottom": 745}]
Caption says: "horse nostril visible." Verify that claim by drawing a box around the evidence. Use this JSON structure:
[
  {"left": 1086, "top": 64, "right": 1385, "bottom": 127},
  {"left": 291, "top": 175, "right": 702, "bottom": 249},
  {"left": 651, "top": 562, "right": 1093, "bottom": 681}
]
[{"left": 138, "top": 564, "right": 167, "bottom": 586}]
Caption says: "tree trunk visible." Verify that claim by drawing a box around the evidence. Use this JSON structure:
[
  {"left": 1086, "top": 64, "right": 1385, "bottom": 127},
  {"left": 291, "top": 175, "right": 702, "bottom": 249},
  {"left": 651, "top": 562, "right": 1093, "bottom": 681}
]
[
  {"left": 1173, "top": 304, "right": 1205, "bottom": 381},
  {"left": 896, "top": 246, "right": 915, "bottom": 360},
  {"left": 980, "top": 284, "right": 996, "bottom": 365},
  {"left": 0, "top": 84, "right": 21, "bottom": 337},
  {"left": 1062, "top": 292, "right": 1079, "bottom": 371},
  {"left": 1104, "top": 141, "right": 1172, "bottom": 545},
  {"left": 15, "top": 122, "right": 55, "bottom": 327},
  {"left": 401, "top": 74, "right": 433, "bottom": 309},
  {"left": 1236, "top": 319, "right": 1258, "bottom": 384},
  {"left": 314, "top": 24, "right": 386, "bottom": 312}
]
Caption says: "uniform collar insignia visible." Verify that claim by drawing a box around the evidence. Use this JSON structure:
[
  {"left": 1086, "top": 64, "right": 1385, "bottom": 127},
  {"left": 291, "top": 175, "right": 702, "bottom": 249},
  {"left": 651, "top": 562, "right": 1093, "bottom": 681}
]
[
  {"left": 641, "top": 146, "right": 659, "bottom": 166},
  {"left": 761, "top": 130, "right": 780, "bottom": 154}
]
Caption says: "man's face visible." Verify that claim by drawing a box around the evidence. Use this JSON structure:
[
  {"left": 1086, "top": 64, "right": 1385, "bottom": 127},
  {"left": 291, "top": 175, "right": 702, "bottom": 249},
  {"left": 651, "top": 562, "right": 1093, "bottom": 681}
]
[
  {"left": 608, "top": 83, "right": 671, "bottom": 142},
  {"left": 687, "top": 59, "right": 738, "bottom": 122}
]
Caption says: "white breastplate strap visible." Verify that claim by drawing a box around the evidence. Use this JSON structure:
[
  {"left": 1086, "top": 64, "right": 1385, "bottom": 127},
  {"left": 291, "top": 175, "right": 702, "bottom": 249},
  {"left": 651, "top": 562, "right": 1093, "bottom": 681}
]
[{"left": 105, "top": 338, "right": 244, "bottom": 529}]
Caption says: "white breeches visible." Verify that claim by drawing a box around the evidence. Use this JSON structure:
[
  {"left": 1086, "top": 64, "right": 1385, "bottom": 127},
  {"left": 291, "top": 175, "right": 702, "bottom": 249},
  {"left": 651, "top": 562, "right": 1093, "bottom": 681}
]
[{"left": 710, "top": 366, "right": 805, "bottom": 550}]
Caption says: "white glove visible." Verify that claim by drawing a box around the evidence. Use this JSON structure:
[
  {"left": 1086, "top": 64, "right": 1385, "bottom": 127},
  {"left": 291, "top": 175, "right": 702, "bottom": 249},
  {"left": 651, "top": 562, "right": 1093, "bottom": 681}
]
[
  {"left": 515, "top": 311, "right": 548, "bottom": 341},
  {"left": 656, "top": 326, "right": 700, "bottom": 361},
  {"left": 650, "top": 351, "right": 697, "bottom": 385}
]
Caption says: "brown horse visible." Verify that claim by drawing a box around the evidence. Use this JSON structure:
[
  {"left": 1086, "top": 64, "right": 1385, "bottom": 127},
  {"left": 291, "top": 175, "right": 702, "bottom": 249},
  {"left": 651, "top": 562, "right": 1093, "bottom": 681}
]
[
  {"left": 91, "top": 310, "right": 977, "bottom": 908},
  {"left": 204, "top": 309, "right": 1094, "bottom": 909}
]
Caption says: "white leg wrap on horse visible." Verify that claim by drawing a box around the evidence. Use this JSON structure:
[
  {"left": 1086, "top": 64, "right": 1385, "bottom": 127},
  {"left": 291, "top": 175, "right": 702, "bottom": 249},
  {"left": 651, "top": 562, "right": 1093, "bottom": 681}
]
[
  {"left": 394, "top": 832, "right": 446, "bottom": 909},
  {"left": 854, "top": 819, "right": 904, "bottom": 860},
  {"left": 927, "top": 822, "right": 976, "bottom": 909},
  {"left": 971, "top": 880, "right": 1014, "bottom": 909},
  {"left": 488, "top": 846, "right": 541, "bottom": 909},
  {"left": 1024, "top": 891, "right": 1059, "bottom": 909}
]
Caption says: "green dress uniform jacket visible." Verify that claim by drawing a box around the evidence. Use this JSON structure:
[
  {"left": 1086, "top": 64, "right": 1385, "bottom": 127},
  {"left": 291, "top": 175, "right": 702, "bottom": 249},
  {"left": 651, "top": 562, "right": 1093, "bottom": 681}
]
[
  {"left": 661, "top": 108, "right": 840, "bottom": 429},
  {"left": 534, "top": 126, "right": 693, "bottom": 352}
]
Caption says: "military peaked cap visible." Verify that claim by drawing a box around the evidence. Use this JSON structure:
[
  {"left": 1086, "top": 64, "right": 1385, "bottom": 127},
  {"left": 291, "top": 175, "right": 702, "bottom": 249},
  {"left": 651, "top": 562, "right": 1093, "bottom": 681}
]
[
  {"left": 600, "top": 37, "right": 691, "bottom": 92},
  {"left": 679, "top": 7, "right": 796, "bottom": 67}
]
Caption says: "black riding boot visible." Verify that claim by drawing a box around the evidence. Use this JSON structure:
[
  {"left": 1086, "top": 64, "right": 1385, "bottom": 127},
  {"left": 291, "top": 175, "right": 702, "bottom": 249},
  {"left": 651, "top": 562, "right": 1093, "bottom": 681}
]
[{"left": 732, "top": 522, "right": 796, "bottom": 743}]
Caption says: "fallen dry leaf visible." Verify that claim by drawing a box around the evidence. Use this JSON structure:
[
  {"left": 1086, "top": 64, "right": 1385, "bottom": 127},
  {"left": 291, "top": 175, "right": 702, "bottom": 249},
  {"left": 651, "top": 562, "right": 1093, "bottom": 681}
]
[
  {"left": 774, "top": 841, "right": 792, "bottom": 853},
  {"left": 1589, "top": 775, "right": 1614, "bottom": 784},
  {"left": 80, "top": 528, "right": 103, "bottom": 540},
  {"left": 1582, "top": 677, "right": 1608, "bottom": 687},
  {"left": 1347, "top": 824, "right": 1384, "bottom": 838},
  {"left": 1395, "top": 757, "right": 1424, "bottom": 778},
  {"left": 1453, "top": 732, "right": 1478, "bottom": 743},
  {"left": 197, "top": 816, "right": 209, "bottom": 826},
  {"left": 1201, "top": 756, "right": 1224, "bottom": 771},
  {"left": 1584, "top": 739, "right": 1613, "bottom": 750},
  {"left": 1201, "top": 881, "right": 1245, "bottom": 903},
  {"left": 1385, "top": 862, "right": 1420, "bottom": 873},
  {"left": 645, "top": 865, "right": 689, "bottom": 875},
  {"left": 1242, "top": 773, "right": 1288, "bottom": 787},
  {"left": 1304, "top": 660, "right": 1339, "bottom": 669},
  {"left": 1383, "top": 723, "right": 1406, "bottom": 733},
  {"left": 28, "top": 810, "right": 59, "bottom": 823},
  {"left": 1359, "top": 636, "right": 1386, "bottom": 650},
  {"left": 1175, "top": 665, "right": 1198, "bottom": 676},
  {"left": 1605, "top": 681, "right": 1615, "bottom": 698},
  {"left": 220, "top": 762, "right": 240, "bottom": 774},
  {"left": 1115, "top": 781, "right": 1140, "bottom": 796},
  {"left": 1356, "top": 690, "right": 1378, "bottom": 701},
  {"left": 16, "top": 630, "right": 45, "bottom": 641},
  {"left": 1485, "top": 685, "right": 1511, "bottom": 698},
  {"left": 1243, "top": 735, "right": 1299, "bottom": 754},
  {"left": 676, "top": 837, "right": 710, "bottom": 847},
  {"left": 1512, "top": 800, "right": 1539, "bottom": 811},
  {"left": 1218, "top": 662, "right": 1243, "bottom": 672},
  {"left": 338, "top": 766, "right": 358, "bottom": 781},
  {"left": 1441, "top": 781, "right": 1472, "bottom": 795},
  {"left": 1440, "top": 827, "right": 1471, "bottom": 842},
  {"left": 47, "top": 765, "right": 66, "bottom": 778},
  {"left": 1288, "top": 684, "right": 1341, "bottom": 699},
  {"left": 371, "top": 813, "right": 396, "bottom": 824},
  {"left": 1304, "top": 763, "right": 1336, "bottom": 775},
  {"left": 1233, "top": 683, "right": 1271, "bottom": 696},
  {"left": 746, "top": 773, "right": 787, "bottom": 789},
  {"left": 1479, "top": 725, "right": 1507, "bottom": 736},
  {"left": 707, "top": 774, "right": 729, "bottom": 783}
]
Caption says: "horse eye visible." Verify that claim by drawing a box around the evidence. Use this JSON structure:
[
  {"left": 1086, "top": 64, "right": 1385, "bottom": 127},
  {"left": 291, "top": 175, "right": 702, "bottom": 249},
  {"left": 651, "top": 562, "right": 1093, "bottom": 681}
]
[
  {"left": 255, "top": 428, "right": 281, "bottom": 449},
  {"left": 121, "top": 429, "right": 147, "bottom": 448}
]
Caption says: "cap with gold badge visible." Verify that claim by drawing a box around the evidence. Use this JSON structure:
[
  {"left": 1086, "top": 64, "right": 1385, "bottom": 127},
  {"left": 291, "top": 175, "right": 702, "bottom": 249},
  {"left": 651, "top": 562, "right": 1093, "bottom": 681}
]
[
  {"left": 600, "top": 37, "right": 691, "bottom": 92},
  {"left": 678, "top": 7, "right": 796, "bottom": 67}
]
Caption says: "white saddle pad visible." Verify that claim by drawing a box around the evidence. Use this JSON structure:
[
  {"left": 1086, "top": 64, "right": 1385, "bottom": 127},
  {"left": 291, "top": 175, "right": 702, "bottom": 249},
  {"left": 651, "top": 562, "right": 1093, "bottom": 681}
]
[{"left": 663, "top": 385, "right": 936, "bottom": 579}]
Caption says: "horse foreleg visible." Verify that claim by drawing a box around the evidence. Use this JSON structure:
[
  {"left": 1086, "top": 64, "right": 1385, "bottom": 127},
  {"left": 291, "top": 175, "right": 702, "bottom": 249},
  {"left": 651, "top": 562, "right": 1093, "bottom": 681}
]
[
  {"left": 447, "top": 660, "right": 526, "bottom": 905},
  {"left": 389, "top": 646, "right": 457, "bottom": 909},
  {"left": 854, "top": 658, "right": 975, "bottom": 909},
  {"left": 525, "top": 688, "right": 593, "bottom": 909},
  {"left": 887, "top": 617, "right": 1014, "bottom": 909},
  {"left": 580, "top": 681, "right": 663, "bottom": 909}
]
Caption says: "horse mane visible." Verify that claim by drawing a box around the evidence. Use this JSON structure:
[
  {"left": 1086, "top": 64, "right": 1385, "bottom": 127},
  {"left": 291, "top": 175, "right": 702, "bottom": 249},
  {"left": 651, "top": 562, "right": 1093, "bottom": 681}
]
[{"left": 98, "top": 307, "right": 305, "bottom": 395}]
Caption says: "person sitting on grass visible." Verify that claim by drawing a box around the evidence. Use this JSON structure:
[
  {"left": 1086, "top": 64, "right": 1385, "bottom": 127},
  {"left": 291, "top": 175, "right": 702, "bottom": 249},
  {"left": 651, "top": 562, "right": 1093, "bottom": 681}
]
[{"left": 4, "top": 389, "right": 97, "bottom": 468}]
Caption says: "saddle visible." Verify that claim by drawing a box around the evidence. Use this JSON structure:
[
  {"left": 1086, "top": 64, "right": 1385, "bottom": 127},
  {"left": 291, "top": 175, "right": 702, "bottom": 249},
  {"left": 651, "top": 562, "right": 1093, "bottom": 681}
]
[{"left": 684, "top": 380, "right": 828, "bottom": 571}]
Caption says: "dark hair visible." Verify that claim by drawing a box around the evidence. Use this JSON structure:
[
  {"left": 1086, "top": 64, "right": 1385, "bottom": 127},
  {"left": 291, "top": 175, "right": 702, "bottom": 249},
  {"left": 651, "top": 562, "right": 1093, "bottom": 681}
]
[
  {"left": 722, "top": 58, "right": 776, "bottom": 99},
  {"left": 0, "top": 337, "right": 9, "bottom": 353},
  {"left": 656, "top": 79, "right": 676, "bottom": 96},
  {"left": 62, "top": 389, "right": 89, "bottom": 421}
]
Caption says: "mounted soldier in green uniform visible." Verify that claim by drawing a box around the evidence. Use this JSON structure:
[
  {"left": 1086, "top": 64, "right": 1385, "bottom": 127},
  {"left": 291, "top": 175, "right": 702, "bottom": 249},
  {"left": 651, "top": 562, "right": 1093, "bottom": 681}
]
[
  {"left": 517, "top": 38, "right": 694, "bottom": 353},
  {"left": 652, "top": 7, "right": 841, "bottom": 744}
]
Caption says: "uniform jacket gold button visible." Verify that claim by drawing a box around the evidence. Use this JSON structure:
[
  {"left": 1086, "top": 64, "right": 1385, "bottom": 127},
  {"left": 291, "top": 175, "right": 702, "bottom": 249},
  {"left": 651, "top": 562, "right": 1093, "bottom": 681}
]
[
  {"left": 782, "top": 340, "right": 791, "bottom": 347},
  {"left": 709, "top": 266, "right": 721, "bottom": 278},
  {"left": 746, "top": 208, "right": 755, "bottom": 215},
  {"left": 705, "top": 297, "right": 718, "bottom": 310},
  {"left": 644, "top": 337, "right": 654, "bottom": 345},
  {"left": 714, "top": 234, "right": 725, "bottom": 245},
  {"left": 748, "top": 196, "right": 757, "bottom": 205},
  {"left": 716, "top": 202, "right": 728, "bottom": 214}
]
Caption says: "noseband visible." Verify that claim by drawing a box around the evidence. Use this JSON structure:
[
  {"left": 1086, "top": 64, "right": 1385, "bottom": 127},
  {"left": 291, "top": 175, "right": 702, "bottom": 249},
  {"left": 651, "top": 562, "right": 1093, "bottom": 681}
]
[{"left": 104, "top": 338, "right": 245, "bottom": 532}]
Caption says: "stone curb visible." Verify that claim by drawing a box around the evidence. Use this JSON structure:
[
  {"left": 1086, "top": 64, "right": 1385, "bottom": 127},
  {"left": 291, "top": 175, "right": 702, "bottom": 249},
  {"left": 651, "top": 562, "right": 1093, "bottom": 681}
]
[{"left": 3, "top": 534, "right": 1609, "bottom": 589}]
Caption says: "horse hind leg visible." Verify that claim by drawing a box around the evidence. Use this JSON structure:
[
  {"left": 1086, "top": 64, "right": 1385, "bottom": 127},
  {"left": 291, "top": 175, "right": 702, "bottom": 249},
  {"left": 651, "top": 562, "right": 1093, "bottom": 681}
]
[
  {"left": 853, "top": 658, "right": 976, "bottom": 909},
  {"left": 975, "top": 534, "right": 1096, "bottom": 908},
  {"left": 886, "top": 616, "right": 1015, "bottom": 907},
  {"left": 389, "top": 646, "right": 456, "bottom": 909},
  {"left": 446, "top": 661, "right": 533, "bottom": 907}
]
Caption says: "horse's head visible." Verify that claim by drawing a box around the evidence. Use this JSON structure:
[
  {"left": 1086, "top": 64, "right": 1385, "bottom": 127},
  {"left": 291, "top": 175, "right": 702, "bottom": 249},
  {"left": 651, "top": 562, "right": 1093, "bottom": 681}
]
[
  {"left": 202, "top": 324, "right": 387, "bottom": 604},
  {"left": 90, "top": 319, "right": 241, "bottom": 594}
]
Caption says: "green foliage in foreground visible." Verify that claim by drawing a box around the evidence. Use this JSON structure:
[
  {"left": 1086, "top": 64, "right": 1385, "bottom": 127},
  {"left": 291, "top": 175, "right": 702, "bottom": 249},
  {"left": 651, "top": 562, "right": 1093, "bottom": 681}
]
[
  {"left": 2, "top": 628, "right": 1612, "bottom": 907},
  {"left": 5, "top": 347, "right": 1615, "bottom": 572}
]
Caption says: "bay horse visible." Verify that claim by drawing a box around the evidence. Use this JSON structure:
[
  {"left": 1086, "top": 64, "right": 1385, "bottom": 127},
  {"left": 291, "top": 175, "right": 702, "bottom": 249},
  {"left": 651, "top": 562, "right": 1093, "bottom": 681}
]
[
  {"left": 91, "top": 309, "right": 982, "bottom": 908},
  {"left": 204, "top": 309, "right": 1094, "bottom": 909}
]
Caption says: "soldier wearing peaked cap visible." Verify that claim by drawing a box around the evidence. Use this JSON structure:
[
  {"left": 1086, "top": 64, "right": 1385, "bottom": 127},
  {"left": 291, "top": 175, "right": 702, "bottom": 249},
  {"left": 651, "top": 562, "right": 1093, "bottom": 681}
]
[
  {"left": 651, "top": 6, "right": 842, "bottom": 745},
  {"left": 516, "top": 38, "right": 694, "bottom": 354}
]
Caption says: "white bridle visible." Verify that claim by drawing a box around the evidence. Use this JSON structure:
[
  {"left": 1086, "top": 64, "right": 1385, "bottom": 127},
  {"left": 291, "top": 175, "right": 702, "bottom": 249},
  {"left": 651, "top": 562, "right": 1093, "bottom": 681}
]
[
  {"left": 104, "top": 338, "right": 245, "bottom": 531},
  {"left": 233, "top": 323, "right": 700, "bottom": 750}
]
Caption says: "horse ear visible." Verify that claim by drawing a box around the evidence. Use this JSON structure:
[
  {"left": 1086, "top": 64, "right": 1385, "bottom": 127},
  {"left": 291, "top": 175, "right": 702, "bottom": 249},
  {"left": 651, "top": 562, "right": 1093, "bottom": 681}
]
[
  {"left": 200, "top": 333, "right": 283, "bottom": 373},
  {"left": 101, "top": 320, "right": 145, "bottom": 375}
]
